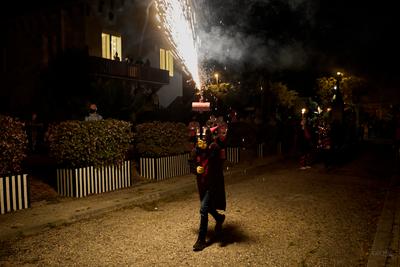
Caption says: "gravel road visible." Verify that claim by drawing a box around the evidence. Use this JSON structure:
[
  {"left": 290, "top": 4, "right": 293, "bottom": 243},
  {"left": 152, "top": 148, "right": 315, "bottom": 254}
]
[{"left": 0, "top": 148, "right": 390, "bottom": 266}]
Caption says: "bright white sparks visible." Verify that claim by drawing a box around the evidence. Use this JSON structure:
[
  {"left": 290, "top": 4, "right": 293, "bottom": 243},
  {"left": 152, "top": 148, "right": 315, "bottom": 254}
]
[{"left": 155, "top": 0, "right": 201, "bottom": 88}]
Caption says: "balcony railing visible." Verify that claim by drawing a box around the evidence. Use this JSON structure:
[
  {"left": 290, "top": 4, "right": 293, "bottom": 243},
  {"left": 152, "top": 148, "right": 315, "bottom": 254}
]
[{"left": 88, "top": 56, "right": 169, "bottom": 85}]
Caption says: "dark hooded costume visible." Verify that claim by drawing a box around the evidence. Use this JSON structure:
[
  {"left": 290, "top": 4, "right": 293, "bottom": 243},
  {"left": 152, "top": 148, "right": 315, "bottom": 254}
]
[
  {"left": 189, "top": 125, "right": 227, "bottom": 251},
  {"left": 189, "top": 128, "right": 226, "bottom": 211}
]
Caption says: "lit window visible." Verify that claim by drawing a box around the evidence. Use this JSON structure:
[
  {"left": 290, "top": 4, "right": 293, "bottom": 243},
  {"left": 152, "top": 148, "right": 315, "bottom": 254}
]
[
  {"left": 160, "top": 48, "right": 174, "bottom": 77},
  {"left": 101, "top": 33, "right": 121, "bottom": 60},
  {"left": 160, "top": 48, "right": 165, "bottom": 69}
]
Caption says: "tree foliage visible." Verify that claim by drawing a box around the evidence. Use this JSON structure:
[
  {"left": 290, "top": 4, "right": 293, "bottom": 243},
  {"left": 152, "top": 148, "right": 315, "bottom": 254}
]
[
  {"left": 270, "top": 82, "right": 299, "bottom": 109},
  {"left": 0, "top": 115, "right": 28, "bottom": 176},
  {"left": 48, "top": 119, "right": 133, "bottom": 168},
  {"left": 202, "top": 82, "right": 245, "bottom": 114},
  {"left": 135, "top": 121, "right": 190, "bottom": 157},
  {"left": 316, "top": 75, "right": 366, "bottom": 108}
]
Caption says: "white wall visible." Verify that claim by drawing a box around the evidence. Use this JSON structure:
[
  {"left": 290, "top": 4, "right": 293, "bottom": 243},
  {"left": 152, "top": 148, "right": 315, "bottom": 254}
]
[
  {"left": 157, "top": 71, "right": 183, "bottom": 108},
  {"left": 145, "top": 46, "right": 184, "bottom": 108}
]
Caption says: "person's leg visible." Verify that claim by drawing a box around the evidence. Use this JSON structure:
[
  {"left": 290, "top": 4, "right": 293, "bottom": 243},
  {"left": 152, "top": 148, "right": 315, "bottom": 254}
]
[
  {"left": 305, "top": 142, "right": 314, "bottom": 168},
  {"left": 193, "top": 191, "right": 210, "bottom": 251},
  {"left": 210, "top": 209, "right": 225, "bottom": 234},
  {"left": 305, "top": 151, "right": 311, "bottom": 168},
  {"left": 299, "top": 154, "right": 306, "bottom": 169}
]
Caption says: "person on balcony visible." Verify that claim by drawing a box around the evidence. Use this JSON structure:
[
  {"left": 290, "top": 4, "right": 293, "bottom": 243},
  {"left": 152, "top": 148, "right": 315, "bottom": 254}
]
[
  {"left": 113, "top": 52, "right": 120, "bottom": 61},
  {"left": 124, "top": 57, "right": 132, "bottom": 64}
]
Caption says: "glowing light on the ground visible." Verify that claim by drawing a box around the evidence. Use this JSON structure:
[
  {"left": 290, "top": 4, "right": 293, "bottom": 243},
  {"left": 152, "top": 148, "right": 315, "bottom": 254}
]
[{"left": 155, "top": 0, "right": 201, "bottom": 88}]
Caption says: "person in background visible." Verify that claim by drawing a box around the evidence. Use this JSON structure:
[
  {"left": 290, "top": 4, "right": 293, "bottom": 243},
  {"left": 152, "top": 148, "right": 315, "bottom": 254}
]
[
  {"left": 188, "top": 116, "right": 200, "bottom": 150},
  {"left": 317, "top": 117, "right": 333, "bottom": 170},
  {"left": 124, "top": 57, "right": 132, "bottom": 64},
  {"left": 26, "top": 111, "right": 44, "bottom": 153},
  {"left": 113, "top": 52, "right": 120, "bottom": 61},
  {"left": 299, "top": 115, "right": 313, "bottom": 170},
  {"left": 85, "top": 103, "right": 103, "bottom": 121}
]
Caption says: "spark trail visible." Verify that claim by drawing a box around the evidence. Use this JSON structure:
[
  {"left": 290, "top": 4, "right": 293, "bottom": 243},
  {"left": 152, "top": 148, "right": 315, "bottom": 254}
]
[{"left": 155, "top": 0, "right": 201, "bottom": 88}]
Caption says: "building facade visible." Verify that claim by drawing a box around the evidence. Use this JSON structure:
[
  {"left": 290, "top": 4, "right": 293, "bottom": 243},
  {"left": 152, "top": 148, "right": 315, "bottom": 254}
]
[{"left": 1, "top": 0, "right": 193, "bottom": 122}]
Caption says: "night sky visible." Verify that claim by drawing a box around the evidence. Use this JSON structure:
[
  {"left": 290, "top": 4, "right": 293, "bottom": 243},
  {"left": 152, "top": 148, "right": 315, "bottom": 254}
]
[
  {"left": 196, "top": 0, "right": 400, "bottom": 89},
  {"left": 4, "top": 0, "right": 400, "bottom": 89}
]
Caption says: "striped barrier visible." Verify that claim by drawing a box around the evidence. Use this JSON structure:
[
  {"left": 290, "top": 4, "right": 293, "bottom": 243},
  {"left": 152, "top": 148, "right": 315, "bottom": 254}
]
[
  {"left": 227, "top": 147, "right": 240, "bottom": 164},
  {"left": 139, "top": 154, "right": 190, "bottom": 180},
  {"left": 257, "top": 143, "right": 265, "bottom": 158},
  {"left": 0, "top": 174, "right": 29, "bottom": 215},
  {"left": 56, "top": 161, "right": 132, "bottom": 198}
]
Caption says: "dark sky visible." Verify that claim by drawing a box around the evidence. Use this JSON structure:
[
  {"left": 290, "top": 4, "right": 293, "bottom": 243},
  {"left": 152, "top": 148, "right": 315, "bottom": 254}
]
[
  {"left": 4, "top": 0, "right": 399, "bottom": 88},
  {"left": 196, "top": 0, "right": 400, "bottom": 87},
  {"left": 316, "top": 1, "right": 400, "bottom": 77}
]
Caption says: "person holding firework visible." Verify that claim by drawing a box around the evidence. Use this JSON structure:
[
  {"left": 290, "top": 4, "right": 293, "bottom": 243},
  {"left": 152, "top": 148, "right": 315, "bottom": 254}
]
[{"left": 189, "top": 126, "right": 226, "bottom": 252}]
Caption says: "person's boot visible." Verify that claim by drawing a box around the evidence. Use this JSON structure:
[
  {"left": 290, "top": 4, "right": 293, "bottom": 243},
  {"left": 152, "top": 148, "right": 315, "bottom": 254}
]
[
  {"left": 215, "top": 214, "right": 225, "bottom": 234},
  {"left": 193, "top": 236, "right": 207, "bottom": 251}
]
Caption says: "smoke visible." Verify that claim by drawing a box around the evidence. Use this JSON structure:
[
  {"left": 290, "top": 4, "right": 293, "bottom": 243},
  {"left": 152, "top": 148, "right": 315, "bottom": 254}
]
[
  {"left": 195, "top": 0, "right": 317, "bottom": 72},
  {"left": 198, "top": 26, "right": 308, "bottom": 71}
]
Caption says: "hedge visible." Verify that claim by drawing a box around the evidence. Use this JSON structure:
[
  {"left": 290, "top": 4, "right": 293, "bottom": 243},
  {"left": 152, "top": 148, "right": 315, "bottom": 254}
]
[
  {"left": 0, "top": 115, "right": 28, "bottom": 176},
  {"left": 48, "top": 119, "right": 133, "bottom": 168},
  {"left": 135, "top": 121, "right": 190, "bottom": 157}
]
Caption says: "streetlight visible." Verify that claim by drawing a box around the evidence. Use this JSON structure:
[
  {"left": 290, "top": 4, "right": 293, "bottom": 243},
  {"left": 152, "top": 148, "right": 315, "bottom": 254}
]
[
  {"left": 335, "top": 71, "right": 344, "bottom": 95},
  {"left": 332, "top": 71, "right": 344, "bottom": 123},
  {"left": 214, "top": 73, "right": 219, "bottom": 87},
  {"left": 301, "top": 108, "right": 306, "bottom": 118}
]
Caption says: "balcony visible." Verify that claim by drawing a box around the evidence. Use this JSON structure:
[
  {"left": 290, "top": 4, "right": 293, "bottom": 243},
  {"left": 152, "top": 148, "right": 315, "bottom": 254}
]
[{"left": 88, "top": 56, "right": 169, "bottom": 85}]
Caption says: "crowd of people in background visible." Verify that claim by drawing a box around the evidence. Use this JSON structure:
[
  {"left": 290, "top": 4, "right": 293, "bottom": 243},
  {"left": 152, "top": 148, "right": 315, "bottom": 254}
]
[
  {"left": 186, "top": 103, "right": 400, "bottom": 172},
  {"left": 296, "top": 109, "right": 339, "bottom": 170}
]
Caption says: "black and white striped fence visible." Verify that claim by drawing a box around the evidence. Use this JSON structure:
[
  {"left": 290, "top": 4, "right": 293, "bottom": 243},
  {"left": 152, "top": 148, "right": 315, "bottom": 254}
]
[
  {"left": 139, "top": 154, "right": 190, "bottom": 180},
  {"left": 257, "top": 143, "right": 265, "bottom": 158},
  {"left": 226, "top": 147, "right": 240, "bottom": 164},
  {"left": 56, "top": 161, "right": 132, "bottom": 198},
  {"left": 0, "top": 174, "right": 29, "bottom": 215}
]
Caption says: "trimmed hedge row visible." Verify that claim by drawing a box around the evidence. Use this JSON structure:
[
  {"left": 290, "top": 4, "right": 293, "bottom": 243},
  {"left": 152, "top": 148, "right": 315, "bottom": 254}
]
[
  {"left": 48, "top": 119, "right": 133, "bottom": 168},
  {"left": 135, "top": 121, "right": 190, "bottom": 157},
  {"left": 0, "top": 115, "right": 28, "bottom": 176}
]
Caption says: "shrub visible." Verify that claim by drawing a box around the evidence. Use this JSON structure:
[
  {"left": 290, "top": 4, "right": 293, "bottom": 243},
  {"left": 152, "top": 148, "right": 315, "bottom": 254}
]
[
  {"left": 48, "top": 119, "right": 133, "bottom": 168},
  {"left": 0, "top": 115, "right": 28, "bottom": 176},
  {"left": 135, "top": 121, "right": 190, "bottom": 157}
]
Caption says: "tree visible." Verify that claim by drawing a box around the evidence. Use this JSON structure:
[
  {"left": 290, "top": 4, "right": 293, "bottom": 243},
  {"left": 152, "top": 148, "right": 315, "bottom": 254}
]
[
  {"left": 316, "top": 74, "right": 366, "bottom": 109},
  {"left": 270, "top": 82, "right": 299, "bottom": 110},
  {"left": 315, "top": 76, "right": 337, "bottom": 109},
  {"left": 202, "top": 82, "right": 240, "bottom": 115}
]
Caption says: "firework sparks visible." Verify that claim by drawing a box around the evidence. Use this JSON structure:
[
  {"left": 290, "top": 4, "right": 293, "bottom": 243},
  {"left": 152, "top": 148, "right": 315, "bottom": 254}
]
[{"left": 155, "top": 0, "right": 201, "bottom": 88}]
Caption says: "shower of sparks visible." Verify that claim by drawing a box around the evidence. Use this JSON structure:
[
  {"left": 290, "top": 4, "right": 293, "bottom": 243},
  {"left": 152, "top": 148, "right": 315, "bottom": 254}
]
[{"left": 155, "top": 0, "right": 201, "bottom": 88}]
